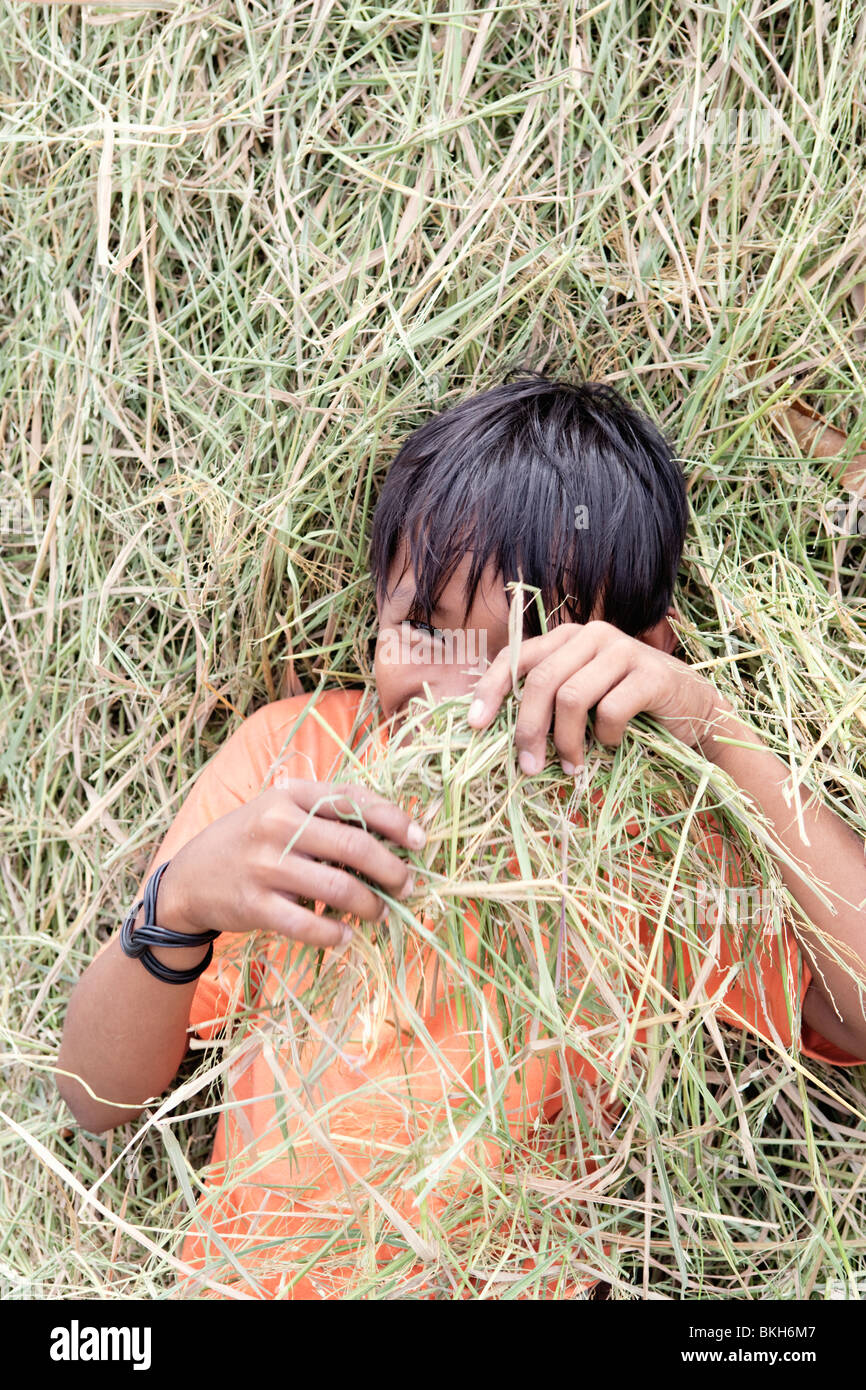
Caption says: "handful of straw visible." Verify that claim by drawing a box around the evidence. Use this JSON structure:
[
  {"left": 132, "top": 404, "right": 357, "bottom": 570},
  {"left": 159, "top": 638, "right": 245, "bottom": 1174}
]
[{"left": 341, "top": 684, "right": 782, "bottom": 1090}]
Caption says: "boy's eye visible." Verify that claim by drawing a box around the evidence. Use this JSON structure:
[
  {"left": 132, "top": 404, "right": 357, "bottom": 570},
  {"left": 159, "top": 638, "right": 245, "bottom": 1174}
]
[{"left": 404, "top": 617, "right": 442, "bottom": 639}]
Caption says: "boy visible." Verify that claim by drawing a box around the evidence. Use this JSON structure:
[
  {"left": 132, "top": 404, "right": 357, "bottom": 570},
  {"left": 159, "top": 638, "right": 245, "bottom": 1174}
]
[{"left": 57, "top": 372, "right": 866, "bottom": 1299}]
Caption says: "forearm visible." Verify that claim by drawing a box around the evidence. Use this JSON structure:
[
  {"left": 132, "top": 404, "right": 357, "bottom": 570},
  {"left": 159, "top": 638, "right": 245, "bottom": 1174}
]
[
  {"left": 57, "top": 869, "right": 208, "bottom": 1133},
  {"left": 698, "top": 704, "right": 866, "bottom": 1052}
]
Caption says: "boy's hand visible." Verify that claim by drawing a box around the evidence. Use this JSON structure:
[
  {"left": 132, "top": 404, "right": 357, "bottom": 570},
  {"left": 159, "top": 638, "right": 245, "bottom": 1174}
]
[
  {"left": 156, "top": 780, "right": 425, "bottom": 950},
  {"left": 466, "top": 620, "right": 732, "bottom": 774}
]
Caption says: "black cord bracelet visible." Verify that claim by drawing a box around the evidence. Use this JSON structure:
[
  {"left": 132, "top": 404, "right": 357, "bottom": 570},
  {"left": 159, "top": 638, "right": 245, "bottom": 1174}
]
[{"left": 120, "top": 860, "right": 220, "bottom": 985}]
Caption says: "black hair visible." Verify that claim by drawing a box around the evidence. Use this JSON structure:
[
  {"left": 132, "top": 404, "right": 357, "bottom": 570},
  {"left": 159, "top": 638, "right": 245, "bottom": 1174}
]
[{"left": 370, "top": 369, "right": 687, "bottom": 639}]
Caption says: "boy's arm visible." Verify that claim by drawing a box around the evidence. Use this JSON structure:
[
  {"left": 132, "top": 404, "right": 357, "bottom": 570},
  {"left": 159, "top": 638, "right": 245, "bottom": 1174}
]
[
  {"left": 697, "top": 706, "right": 866, "bottom": 1058},
  {"left": 56, "top": 867, "right": 210, "bottom": 1133},
  {"left": 58, "top": 770, "right": 423, "bottom": 1133},
  {"left": 466, "top": 620, "right": 866, "bottom": 1059}
]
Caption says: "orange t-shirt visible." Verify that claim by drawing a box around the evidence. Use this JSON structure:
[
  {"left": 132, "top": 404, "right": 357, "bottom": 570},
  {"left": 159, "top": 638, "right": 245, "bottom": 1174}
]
[{"left": 129, "top": 688, "right": 862, "bottom": 1300}]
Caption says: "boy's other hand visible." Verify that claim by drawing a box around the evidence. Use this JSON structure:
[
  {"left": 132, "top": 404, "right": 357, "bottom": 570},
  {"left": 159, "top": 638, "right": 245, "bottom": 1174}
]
[
  {"left": 160, "top": 780, "right": 425, "bottom": 950},
  {"left": 465, "top": 620, "right": 732, "bottom": 775}
]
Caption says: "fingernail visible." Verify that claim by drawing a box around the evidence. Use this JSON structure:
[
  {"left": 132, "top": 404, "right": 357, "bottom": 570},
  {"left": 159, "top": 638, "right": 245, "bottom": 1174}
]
[
  {"left": 467, "top": 698, "right": 485, "bottom": 725},
  {"left": 561, "top": 760, "right": 575, "bottom": 775},
  {"left": 340, "top": 926, "right": 353, "bottom": 945},
  {"left": 401, "top": 874, "right": 416, "bottom": 897},
  {"left": 518, "top": 750, "right": 539, "bottom": 775},
  {"left": 407, "top": 823, "right": 426, "bottom": 849}
]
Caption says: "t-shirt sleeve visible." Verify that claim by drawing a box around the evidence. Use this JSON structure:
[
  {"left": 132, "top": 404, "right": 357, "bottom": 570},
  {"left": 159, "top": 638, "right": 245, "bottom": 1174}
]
[
  {"left": 107, "top": 689, "right": 368, "bottom": 1043},
  {"left": 181, "top": 703, "right": 307, "bottom": 1041},
  {"left": 99, "top": 698, "right": 322, "bottom": 1042},
  {"left": 145, "top": 703, "right": 291, "bottom": 1041},
  {"left": 669, "top": 822, "right": 866, "bottom": 1070}
]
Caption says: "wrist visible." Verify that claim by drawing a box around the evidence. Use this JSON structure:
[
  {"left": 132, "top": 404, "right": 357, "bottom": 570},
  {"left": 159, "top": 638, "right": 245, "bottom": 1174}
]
[
  {"left": 693, "top": 693, "right": 742, "bottom": 763},
  {"left": 130, "top": 862, "right": 211, "bottom": 970},
  {"left": 129, "top": 906, "right": 211, "bottom": 972},
  {"left": 148, "top": 859, "right": 197, "bottom": 936}
]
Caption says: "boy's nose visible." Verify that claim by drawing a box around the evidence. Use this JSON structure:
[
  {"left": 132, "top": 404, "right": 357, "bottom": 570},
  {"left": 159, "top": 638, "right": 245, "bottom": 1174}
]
[
  {"left": 424, "top": 668, "right": 483, "bottom": 704},
  {"left": 393, "top": 667, "right": 484, "bottom": 723}
]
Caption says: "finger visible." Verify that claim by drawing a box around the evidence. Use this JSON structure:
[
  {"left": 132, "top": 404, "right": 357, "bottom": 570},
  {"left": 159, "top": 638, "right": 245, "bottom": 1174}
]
[
  {"left": 286, "top": 780, "right": 427, "bottom": 851},
  {"left": 552, "top": 644, "right": 638, "bottom": 771},
  {"left": 591, "top": 671, "right": 657, "bottom": 747},
  {"left": 273, "top": 856, "right": 388, "bottom": 923},
  {"left": 260, "top": 891, "right": 356, "bottom": 950},
  {"left": 467, "top": 624, "right": 587, "bottom": 729},
  {"left": 513, "top": 631, "right": 625, "bottom": 774},
  {"left": 274, "top": 803, "right": 417, "bottom": 899}
]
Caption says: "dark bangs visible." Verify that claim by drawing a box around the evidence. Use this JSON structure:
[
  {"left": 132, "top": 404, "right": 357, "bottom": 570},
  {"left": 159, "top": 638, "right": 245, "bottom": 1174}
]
[{"left": 370, "top": 370, "right": 687, "bottom": 639}]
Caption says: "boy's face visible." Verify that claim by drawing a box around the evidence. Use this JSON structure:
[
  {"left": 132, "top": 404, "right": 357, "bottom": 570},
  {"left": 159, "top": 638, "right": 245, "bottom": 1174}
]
[
  {"left": 374, "top": 548, "right": 510, "bottom": 722},
  {"left": 373, "top": 544, "right": 680, "bottom": 725}
]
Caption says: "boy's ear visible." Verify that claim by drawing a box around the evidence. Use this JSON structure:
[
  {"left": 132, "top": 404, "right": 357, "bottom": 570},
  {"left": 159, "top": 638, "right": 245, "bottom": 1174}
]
[{"left": 639, "top": 605, "right": 681, "bottom": 656}]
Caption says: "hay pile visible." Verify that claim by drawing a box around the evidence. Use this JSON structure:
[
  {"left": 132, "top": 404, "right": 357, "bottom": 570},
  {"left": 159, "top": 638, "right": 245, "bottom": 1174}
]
[{"left": 1, "top": 2, "right": 864, "bottom": 1300}]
